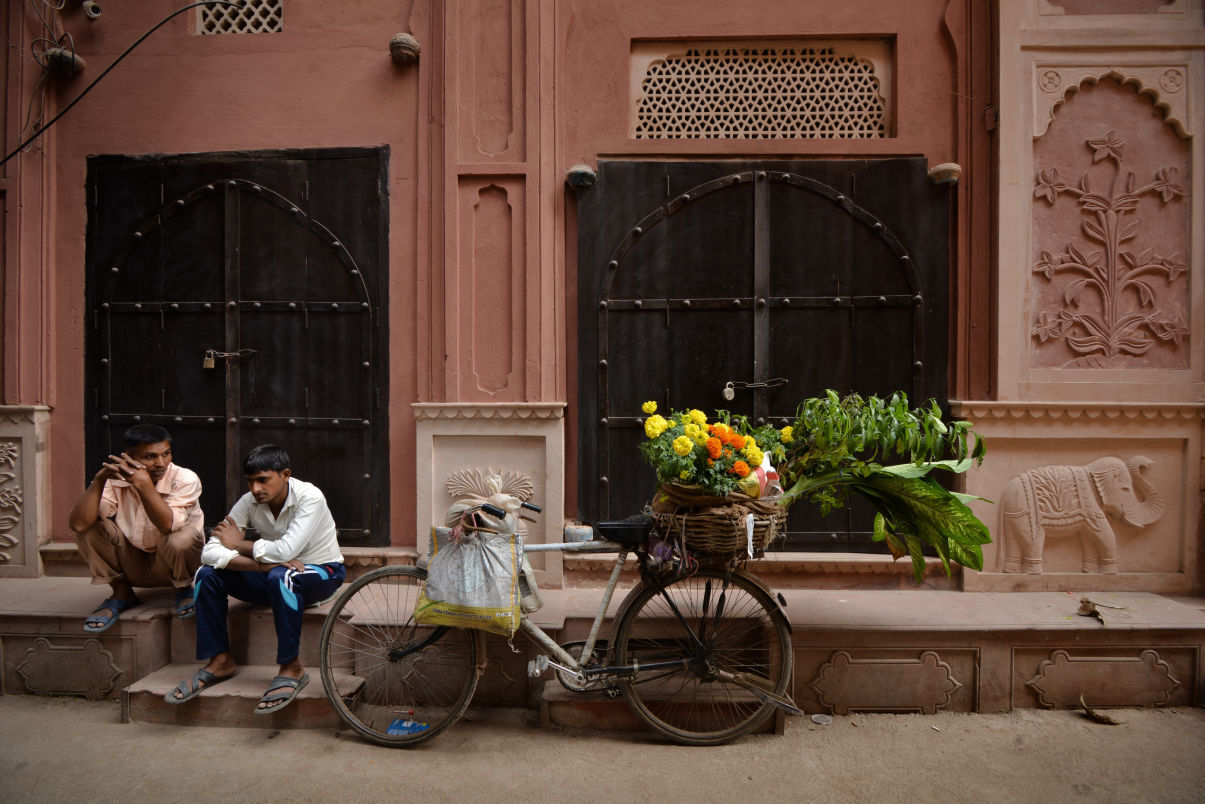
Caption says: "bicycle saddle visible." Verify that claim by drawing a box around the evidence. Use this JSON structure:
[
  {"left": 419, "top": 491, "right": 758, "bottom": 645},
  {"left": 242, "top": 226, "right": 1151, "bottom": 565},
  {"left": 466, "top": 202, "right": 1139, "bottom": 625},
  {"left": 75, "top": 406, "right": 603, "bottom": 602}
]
[{"left": 595, "top": 516, "right": 653, "bottom": 546}]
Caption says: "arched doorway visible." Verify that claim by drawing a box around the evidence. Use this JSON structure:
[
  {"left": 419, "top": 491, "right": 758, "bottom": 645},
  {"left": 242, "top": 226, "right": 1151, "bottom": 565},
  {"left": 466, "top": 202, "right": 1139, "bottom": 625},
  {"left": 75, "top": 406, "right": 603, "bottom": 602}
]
[
  {"left": 577, "top": 158, "right": 950, "bottom": 549},
  {"left": 85, "top": 149, "right": 388, "bottom": 545}
]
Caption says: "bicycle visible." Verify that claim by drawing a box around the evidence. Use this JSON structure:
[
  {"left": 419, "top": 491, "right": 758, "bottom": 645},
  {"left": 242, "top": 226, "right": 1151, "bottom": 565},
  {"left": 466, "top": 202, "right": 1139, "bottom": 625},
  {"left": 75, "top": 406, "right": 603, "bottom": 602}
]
[{"left": 318, "top": 502, "right": 798, "bottom": 747}]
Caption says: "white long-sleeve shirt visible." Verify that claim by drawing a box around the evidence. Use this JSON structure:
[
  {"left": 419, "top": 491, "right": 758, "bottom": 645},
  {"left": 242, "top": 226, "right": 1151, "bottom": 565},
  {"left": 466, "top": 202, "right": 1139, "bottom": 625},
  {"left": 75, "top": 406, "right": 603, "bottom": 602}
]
[{"left": 201, "top": 477, "right": 343, "bottom": 569}]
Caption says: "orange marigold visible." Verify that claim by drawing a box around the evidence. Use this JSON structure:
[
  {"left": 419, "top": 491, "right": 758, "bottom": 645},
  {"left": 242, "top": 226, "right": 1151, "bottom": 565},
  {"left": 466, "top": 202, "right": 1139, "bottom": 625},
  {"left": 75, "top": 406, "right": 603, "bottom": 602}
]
[
  {"left": 705, "top": 437, "right": 722, "bottom": 459},
  {"left": 731, "top": 460, "right": 751, "bottom": 477}
]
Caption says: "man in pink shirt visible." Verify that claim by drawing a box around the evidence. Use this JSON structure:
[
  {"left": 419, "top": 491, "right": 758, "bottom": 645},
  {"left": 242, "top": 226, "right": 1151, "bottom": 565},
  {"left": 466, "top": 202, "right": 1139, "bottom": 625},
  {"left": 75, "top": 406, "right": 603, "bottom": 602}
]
[{"left": 68, "top": 424, "right": 205, "bottom": 632}]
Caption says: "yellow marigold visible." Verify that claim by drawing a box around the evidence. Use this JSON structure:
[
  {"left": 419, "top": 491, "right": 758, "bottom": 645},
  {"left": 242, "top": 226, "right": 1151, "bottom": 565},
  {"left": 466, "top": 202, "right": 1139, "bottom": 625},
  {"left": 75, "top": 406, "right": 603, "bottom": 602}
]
[
  {"left": 672, "top": 435, "right": 693, "bottom": 456},
  {"left": 644, "top": 414, "right": 669, "bottom": 439},
  {"left": 641, "top": 400, "right": 657, "bottom": 415},
  {"left": 679, "top": 469, "right": 693, "bottom": 480},
  {"left": 743, "top": 445, "right": 764, "bottom": 468},
  {"left": 683, "top": 422, "right": 707, "bottom": 445},
  {"left": 687, "top": 409, "right": 707, "bottom": 426},
  {"left": 781, "top": 425, "right": 794, "bottom": 443}
]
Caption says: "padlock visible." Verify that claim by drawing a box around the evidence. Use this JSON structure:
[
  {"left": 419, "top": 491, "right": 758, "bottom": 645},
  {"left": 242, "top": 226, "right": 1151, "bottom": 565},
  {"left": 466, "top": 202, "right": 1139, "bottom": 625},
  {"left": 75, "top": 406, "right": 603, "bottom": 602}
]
[
  {"left": 723, "top": 382, "right": 735, "bottom": 401},
  {"left": 203, "top": 351, "right": 215, "bottom": 370}
]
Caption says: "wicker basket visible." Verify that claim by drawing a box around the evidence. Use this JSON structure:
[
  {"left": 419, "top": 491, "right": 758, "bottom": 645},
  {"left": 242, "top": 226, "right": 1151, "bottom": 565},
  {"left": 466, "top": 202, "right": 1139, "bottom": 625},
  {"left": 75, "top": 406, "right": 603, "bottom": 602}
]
[{"left": 650, "top": 483, "right": 785, "bottom": 556}]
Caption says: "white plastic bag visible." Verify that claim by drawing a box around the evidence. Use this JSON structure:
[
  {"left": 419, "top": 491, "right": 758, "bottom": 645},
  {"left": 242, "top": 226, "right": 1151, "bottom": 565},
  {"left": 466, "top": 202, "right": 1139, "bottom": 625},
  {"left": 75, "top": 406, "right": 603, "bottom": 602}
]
[{"left": 415, "top": 508, "right": 522, "bottom": 636}]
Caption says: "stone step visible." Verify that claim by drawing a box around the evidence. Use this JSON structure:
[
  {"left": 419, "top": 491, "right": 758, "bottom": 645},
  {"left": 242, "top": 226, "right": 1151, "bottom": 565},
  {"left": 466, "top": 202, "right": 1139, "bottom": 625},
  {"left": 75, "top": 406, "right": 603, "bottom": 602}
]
[
  {"left": 124, "top": 662, "right": 361, "bottom": 729},
  {"left": 168, "top": 596, "right": 337, "bottom": 667}
]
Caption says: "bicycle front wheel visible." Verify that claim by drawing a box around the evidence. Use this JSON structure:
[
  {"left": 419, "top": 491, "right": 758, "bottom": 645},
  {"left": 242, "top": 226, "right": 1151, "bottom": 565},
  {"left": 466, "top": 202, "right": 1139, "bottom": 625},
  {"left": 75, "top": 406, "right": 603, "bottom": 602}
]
[
  {"left": 318, "top": 565, "right": 480, "bottom": 747},
  {"left": 613, "top": 568, "right": 792, "bottom": 746}
]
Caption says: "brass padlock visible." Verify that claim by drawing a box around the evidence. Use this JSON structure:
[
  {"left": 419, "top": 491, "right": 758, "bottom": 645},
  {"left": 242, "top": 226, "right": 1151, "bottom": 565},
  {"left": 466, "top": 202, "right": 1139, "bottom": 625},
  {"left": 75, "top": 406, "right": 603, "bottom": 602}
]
[{"left": 203, "top": 350, "right": 215, "bottom": 370}]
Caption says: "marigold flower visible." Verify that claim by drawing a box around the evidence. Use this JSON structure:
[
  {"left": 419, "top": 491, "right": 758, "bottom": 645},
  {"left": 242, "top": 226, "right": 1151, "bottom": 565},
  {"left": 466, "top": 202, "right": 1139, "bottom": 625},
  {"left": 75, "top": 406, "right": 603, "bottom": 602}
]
[
  {"left": 781, "top": 426, "right": 794, "bottom": 443},
  {"left": 731, "top": 460, "right": 751, "bottom": 477},
  {"left": 644, "top": 414, "right": 669, "bottom": 439},
  {"left": 672, "top": 435, "right": 693, "bottom": 456},
  {"left": 705, "top": 437, "right": 722, "bottom": 459},
  {"left": 743, "top": 445, "right": 764, "bottom": 468},
  {"left": 688, "top": 409, "right": 707, "bottom": 426},
  {"left": 679, "top": 469, "right": 692, "bottom": 480},
  {"left": 641, "top": 400, "right": 657, "bottom": 415}
]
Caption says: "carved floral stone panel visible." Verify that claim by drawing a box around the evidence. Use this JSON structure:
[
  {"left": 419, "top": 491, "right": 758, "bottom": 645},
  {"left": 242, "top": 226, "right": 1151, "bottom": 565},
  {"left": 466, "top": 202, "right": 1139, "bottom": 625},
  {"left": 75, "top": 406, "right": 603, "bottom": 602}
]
[
  {"left": 1031, "top": 77, "right": 1190, "bottom": 369},
  {"left": 0, "top": 440, "right": 22, "bottom": 564}
]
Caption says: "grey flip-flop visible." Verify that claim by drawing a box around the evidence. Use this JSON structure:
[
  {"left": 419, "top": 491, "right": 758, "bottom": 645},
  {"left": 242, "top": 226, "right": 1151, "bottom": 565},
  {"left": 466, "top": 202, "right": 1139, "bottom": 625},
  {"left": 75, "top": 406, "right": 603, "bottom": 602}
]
[
  {"left": 253, "top": 673, "right": 309, "bottom": 715},
  {"left": 164, "top": 667, "right": 235, "bottom": 704}
]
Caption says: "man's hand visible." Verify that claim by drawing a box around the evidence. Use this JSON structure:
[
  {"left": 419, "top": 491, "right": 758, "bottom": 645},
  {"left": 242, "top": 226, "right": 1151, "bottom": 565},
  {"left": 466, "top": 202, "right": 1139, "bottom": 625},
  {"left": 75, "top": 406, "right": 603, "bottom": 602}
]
[
  {"left": 213, "top": 517, "right": 244, "bottom": 550},
  {"left": 103, "top": 453, "right": 152, "bottom": 488}
]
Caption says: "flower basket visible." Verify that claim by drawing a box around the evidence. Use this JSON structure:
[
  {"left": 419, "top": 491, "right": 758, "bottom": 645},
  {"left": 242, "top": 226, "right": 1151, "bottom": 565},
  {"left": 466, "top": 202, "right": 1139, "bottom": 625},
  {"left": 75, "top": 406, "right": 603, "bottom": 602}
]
[{"left": 650, "top": 483, "right": 785, "bottom": 557}]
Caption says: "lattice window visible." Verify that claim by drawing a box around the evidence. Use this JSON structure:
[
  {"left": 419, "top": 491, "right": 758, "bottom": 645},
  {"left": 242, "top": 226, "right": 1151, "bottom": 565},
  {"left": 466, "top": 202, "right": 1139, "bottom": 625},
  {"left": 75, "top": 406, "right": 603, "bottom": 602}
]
[
  {"left": 198, "top": 0, "right": 282, "bottom": 35},
  {"left": 632, "top": 43, "right": 892, "bottom": 139}
]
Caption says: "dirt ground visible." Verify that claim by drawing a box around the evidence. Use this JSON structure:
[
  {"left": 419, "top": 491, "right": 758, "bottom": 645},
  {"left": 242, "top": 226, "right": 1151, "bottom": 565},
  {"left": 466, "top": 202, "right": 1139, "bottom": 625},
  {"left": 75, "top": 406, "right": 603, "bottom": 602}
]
[{"left": 1, "top": 695, "right": 1202, "bottom": 803}]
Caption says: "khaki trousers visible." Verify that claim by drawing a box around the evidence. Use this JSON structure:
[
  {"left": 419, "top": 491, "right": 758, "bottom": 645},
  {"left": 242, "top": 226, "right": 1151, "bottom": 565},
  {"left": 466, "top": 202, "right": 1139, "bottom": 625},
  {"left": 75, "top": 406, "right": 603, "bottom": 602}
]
[{"left": 75, "top": 519, "right": 203, "bottom": 590}]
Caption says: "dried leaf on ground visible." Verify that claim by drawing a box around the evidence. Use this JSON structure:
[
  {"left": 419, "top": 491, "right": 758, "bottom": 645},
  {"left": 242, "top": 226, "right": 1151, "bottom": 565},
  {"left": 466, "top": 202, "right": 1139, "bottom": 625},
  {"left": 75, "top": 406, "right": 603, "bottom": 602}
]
[{"left": 1079, "top": 694, "right": 1125, "bottom": 725}]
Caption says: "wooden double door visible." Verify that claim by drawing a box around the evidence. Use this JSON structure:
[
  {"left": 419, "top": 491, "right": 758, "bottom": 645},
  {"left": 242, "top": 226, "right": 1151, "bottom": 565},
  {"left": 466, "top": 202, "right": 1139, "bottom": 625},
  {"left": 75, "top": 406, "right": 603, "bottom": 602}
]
[
  {"left": 577, "top": 159, "right": 950, "bottom": 550},
  {"left": 85, "top": 148, "right": 388, "bottom": 545}
]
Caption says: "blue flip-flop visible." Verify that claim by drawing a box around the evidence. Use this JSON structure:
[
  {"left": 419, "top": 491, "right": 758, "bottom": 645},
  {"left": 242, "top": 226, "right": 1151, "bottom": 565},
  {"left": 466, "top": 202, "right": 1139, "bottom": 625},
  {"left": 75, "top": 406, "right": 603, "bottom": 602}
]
[
  {"left": 174, "top": 588, "right": 196, "bottom": 619},
  {"left": 83, "top": 597, "right": 140, "bottom": 634}
]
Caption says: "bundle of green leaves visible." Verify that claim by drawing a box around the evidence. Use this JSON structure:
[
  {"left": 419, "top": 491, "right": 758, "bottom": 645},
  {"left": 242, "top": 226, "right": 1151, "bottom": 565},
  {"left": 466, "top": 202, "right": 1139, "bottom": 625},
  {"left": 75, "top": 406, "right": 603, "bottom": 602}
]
[{"left": 777, "top": 390, "right": 990, "bottom": 582}]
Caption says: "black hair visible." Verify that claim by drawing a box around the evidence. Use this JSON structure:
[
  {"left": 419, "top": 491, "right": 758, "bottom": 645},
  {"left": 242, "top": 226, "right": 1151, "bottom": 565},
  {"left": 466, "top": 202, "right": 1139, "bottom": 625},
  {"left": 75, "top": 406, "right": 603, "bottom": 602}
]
[
  {"left": 244, "top": 444, "right": 290, "bottom": 475},
  {"left": 122, "top": 424, "right": 172, "bottom": 449}
]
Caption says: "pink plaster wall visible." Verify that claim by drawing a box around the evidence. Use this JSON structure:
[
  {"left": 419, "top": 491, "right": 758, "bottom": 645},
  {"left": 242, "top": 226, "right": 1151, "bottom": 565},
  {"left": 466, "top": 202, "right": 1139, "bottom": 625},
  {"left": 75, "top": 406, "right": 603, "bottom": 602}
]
[
  {"left": 6, "top": 0, "right": 985, "bottom": 546},
  {"left": 8, "top": 0, "right": 426, "bottom": 543}
]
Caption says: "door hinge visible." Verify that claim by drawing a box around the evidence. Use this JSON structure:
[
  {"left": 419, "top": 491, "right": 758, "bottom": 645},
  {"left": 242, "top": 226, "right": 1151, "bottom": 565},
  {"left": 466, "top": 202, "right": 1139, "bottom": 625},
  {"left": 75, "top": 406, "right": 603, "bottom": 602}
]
[{"left": 983, "top": 105, "right": 998, "bottom": 132}]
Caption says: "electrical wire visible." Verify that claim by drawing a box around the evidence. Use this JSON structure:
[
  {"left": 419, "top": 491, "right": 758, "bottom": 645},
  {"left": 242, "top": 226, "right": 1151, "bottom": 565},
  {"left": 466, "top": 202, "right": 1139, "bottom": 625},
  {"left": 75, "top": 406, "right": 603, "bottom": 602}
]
[{"left": 1, "top": 1, "right": 246, "bottom": 168}]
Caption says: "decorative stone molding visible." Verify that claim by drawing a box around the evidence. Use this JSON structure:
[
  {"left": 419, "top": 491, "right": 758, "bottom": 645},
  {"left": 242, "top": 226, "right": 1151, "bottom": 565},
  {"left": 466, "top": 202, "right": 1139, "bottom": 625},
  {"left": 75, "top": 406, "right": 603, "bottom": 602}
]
[
  {"left": 0, "top": 406, "right": 50, "bottom": 577},
  {"left": 414, "top": 403, "right": 565, "bottom": 588},
  {"left": 810, "top": 650, "right": 962, "bottom": 715},
  {"left": 1035, "top": 66, "right": 1192, "bottom": 139},
  {"left": 413, "top": 403, "right": 566, "bottom": 421},
  {"left": 951, "top": 401, "right": 1205, "bottom": 421},
  {"left": 1025, "top": 648, "right": 1179, "bottom": 707},
  {"left": 16, "top": 638, "right": 123, "bottom": 700}
]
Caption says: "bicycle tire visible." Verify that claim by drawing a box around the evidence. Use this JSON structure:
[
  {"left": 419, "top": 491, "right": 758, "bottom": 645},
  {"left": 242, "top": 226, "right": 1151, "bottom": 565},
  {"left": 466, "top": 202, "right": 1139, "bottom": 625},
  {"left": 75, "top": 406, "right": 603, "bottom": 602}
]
[
  {"left": 318, "top": 565, "right": 480, "bottom": 747},
  {"left": 613, "top": 568, "right": 792, "bottom": 746}
]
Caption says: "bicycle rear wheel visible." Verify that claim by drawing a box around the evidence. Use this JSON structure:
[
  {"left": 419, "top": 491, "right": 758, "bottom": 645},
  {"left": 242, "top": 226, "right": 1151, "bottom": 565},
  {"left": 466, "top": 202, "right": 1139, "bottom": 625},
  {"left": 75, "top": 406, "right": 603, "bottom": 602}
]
[
  {"left": 318, "top": 565, "right": 480, "bottom": 747},
  {"left": 613, "top": 568, "right": 792, "bottom": 746}
]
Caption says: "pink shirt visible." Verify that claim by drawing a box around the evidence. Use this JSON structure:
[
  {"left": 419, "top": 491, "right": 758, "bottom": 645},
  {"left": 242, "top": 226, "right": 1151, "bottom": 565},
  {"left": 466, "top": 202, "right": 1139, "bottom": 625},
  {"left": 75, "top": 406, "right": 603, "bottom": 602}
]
[{"left": 99, "top": 462, "right": 204, "bottom": 552}]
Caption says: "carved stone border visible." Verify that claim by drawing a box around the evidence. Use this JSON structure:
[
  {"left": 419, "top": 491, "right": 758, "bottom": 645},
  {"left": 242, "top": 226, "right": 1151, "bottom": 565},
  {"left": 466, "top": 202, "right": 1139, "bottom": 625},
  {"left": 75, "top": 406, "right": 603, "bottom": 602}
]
[
  {"left": 1034, "top": 65, "right": 1193, "bottom": 139},
  {"left": 951, "top": 401, "right": 1205, "bottom": 422},
  {"left": 413, "top": 403, "right": 566, "bottom": 421}
]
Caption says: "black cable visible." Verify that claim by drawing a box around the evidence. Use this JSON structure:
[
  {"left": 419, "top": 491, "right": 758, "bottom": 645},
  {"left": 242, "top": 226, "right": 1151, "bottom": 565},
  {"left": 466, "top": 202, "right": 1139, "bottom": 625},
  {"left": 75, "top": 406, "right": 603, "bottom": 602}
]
[{"left": 1, "top": 0, "right": 244, "bottom": 168}]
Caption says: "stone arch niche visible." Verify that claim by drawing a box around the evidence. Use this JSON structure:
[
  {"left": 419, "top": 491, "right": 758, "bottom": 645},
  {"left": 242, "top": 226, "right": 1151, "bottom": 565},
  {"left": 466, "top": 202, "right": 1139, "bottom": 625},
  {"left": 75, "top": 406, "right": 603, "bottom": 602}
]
[{"left": 1030, "top": 75, "right": 1191, "bottom": 370}]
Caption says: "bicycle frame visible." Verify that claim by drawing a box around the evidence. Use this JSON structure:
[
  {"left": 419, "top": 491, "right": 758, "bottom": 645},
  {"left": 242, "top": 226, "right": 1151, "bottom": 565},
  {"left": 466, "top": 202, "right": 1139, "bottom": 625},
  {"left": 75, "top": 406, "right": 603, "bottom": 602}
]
[{"left": 518, "top": 540, "right": 727, "bottom": 683}]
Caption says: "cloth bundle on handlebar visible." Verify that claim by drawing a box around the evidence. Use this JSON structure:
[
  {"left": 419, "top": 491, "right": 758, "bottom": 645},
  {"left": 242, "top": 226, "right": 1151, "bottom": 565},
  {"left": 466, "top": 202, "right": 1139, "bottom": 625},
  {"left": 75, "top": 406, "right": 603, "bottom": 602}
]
[{"left": 415, "top": 504, "right": 523, "bottom": 636}]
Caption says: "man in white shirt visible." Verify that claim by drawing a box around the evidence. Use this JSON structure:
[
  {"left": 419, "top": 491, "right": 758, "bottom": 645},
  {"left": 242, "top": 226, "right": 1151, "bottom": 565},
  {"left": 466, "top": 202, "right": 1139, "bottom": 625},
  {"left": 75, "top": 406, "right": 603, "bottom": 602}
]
[
  {"left": 165, "top": 445, "right": 345, "bottom": 715},
  {"left": 68, "top": 424, "right": 204, "bottom": 633}
]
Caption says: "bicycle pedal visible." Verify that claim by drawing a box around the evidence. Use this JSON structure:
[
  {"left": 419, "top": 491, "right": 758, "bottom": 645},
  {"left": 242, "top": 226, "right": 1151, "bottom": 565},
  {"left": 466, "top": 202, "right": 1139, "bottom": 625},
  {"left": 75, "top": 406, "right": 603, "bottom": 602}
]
[{"left": 527, "top": 655, "right": 550, "bottom": 678}]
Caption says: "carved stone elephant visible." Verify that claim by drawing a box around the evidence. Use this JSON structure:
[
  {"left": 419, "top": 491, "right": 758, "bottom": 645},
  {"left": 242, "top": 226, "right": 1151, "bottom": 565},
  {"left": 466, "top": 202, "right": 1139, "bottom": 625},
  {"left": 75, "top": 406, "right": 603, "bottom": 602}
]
[{"left": 999, "top": 456, "right": 1165, "bottom": 574}]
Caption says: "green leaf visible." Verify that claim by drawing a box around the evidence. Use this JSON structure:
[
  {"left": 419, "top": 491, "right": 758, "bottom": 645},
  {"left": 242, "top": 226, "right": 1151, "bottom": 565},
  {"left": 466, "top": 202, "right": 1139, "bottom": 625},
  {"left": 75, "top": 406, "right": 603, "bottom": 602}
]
[{"left": 879, "top": 457, "right": 976, "bottom": 478}]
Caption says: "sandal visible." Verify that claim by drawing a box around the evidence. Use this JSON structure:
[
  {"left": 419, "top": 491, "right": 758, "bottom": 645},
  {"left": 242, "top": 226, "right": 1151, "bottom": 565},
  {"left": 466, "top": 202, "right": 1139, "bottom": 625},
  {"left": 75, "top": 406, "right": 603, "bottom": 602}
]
[
  {"left": 174, "top": 588, "right": 196, "bottom": 619},
  {"left": 164, "top": 667, "right": 235, "bottom": 705},
  {"left": 253, "top": 673, "right": 309, "bottom": 715},
  {"left": 83, "top": 597, "right": 141, "bottom": 634}
]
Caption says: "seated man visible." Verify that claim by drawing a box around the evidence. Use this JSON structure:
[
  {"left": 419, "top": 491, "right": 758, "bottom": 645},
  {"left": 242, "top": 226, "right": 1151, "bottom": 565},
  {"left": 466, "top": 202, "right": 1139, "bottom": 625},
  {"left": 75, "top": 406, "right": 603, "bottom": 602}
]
[
  {"left": 68, "top": 424, "right": 204, "bottom": 632},
  {"left": 166, "top": 445, "right": 345, "bottom": 715}
]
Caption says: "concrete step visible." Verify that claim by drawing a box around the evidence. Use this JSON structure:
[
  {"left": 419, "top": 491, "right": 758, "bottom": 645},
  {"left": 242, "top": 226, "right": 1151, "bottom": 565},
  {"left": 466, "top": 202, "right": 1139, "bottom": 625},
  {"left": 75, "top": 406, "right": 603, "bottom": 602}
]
[
  {"left": 168, "top": 597, "right": 337, "bottom": 667},
  {"left": 124, "top": 662, "right": 361, "bottom": 729}
]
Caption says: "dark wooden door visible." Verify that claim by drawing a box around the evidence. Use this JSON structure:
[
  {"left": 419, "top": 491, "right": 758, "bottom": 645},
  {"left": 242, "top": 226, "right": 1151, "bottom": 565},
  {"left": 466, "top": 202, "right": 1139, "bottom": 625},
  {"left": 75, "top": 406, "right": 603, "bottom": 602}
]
[
  {"left": 577, "top": 159, "right": 949, "bottom": 550},
  {"left": 85, "top": 148, "right": 389, "bottom": 546}
]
